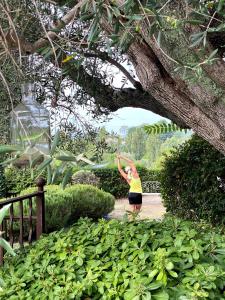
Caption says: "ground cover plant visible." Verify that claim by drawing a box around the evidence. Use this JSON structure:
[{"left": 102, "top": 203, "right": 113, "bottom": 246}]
[{"left": 0, "top": 216, "right": 225, "bottom": 299}]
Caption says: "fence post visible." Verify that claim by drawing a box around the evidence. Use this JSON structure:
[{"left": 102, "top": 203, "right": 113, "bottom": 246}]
[{"left": 36, "top": 177, "right": 46, "bottom": 240}]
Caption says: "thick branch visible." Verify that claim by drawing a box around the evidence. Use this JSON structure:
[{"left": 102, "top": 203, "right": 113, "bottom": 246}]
[{"left": 64, "top": 60, "right": 187, "bottom": 127}]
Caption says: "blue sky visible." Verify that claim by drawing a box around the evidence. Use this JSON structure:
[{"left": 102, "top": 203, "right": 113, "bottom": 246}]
[{"left": 103, "top": 107, "right": 167, "bottom": 133}]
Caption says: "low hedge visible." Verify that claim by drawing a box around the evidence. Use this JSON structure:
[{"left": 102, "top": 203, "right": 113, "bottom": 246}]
[
  {"left": 161, "top": 135, "right": 225, "bottom": 224},
  {"left": 1, "top": 217, "right": 225, "bottom": 299},
  {"left": 93, "top": 166, "right": 160, "bottom": 198},
  {"left": 20, "top": 184, "right": 115, "bottom": 232}
]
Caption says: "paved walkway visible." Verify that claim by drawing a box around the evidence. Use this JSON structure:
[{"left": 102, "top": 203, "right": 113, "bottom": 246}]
[{"left": 110, "top": 194, "right": 166, "bottom": 220}]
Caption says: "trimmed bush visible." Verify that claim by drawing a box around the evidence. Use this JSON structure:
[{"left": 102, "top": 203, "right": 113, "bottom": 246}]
[
  {"left": 21, "top": 184, "right": 115, "bottom": 232},
  {"left": 71, "top": 170, "right": 100, "bottom": 187},
  {"left": 93, "top": 166, "right": 160, "bottom": 198},
  {"left": 161, "top": 135, "right": 225, "bottom": 224},
  {"left": 1, "top": 217, "right": 225, "bottom": 299}
]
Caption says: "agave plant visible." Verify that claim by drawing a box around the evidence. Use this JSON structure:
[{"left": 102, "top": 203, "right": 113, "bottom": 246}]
[
  {"left": 0, "top": 204, "right": 16, "bottom": 291},
  {"left": 0, "top": 130, "right": 94, "bottom": 189},
  {"left": 0, "top": 204, "right": 15, "bottom": 257}
]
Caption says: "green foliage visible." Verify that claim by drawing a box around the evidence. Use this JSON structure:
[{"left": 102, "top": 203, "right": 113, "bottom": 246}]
[
  {"left": 0, "top": 204, "right": 15, "bottom": 257},
  {"left": 0, "top": 158, "right": 6, "bottom": 198},
  {"left": 20, "top": 184, "right": 115, "bottom": 232},
  {"left": 125, "top": 127, "right": 147, "bottom": 160},
  {"left": 93, "top": 166, "right": 160, "bottom": 198},
  {"left": 4, "top": 166, "right": 45, "bottom": 194},
  {"left": 161, "top": 135, "right": 225, "bottom": 224},
  {"left": 0, "top": 130, "right": 94, "bottom": 190},
  {"left": 144, "top": 123, "right": 187, "bottom": 135},
  {"left": 1, "top": 216, "right": 225, "bottom": 299},
  {"left": 71, "top": 170, "right": 100, "bottom": 187}
]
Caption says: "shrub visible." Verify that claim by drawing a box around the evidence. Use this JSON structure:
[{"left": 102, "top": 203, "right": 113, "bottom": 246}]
[
  {"left": 1, "top": 216, "right": 225, "bottom": 299},
  {"left": 161, "top": 135, "right": 225, "bottom": 224},
  {"left": 0, "top": 163, "right": 6, "bottom": 198},
  {"left": 93, "top": 166, "right": 160, "bottom": 198},
  {"left": 20, "top": 184, "right": 115, "bottom": 232},
  {"left": 71, "top": 170, "right": 100, "bottom": 187},
  {"left": 4, "top": 166, "right": 45, "bottom": 194}
]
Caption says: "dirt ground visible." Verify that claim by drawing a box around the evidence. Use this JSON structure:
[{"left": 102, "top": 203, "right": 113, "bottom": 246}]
[{"left": 110, "top": 194, "right": 166, "bottom": 220}]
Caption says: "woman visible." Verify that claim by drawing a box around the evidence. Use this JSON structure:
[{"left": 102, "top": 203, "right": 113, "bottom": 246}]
[{"left": 116, "top": 154, "right": 142, "bottom": 212}]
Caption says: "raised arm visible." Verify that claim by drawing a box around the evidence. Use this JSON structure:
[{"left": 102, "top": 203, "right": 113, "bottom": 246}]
[
  {"left": 119, "top": 155, "right": 137, "bottom": 173},
  {"left": 117, "top": 156, "right": 130, "bottom": 183}
]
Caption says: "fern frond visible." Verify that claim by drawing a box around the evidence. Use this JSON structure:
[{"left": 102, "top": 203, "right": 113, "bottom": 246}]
[{"left": 144, "top": 123, "right": 186, "bottom": 135}]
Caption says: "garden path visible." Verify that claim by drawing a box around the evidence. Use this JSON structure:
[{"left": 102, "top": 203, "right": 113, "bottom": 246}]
[{"left": 110, "top": 194, "right": 166, "bottom": 220}]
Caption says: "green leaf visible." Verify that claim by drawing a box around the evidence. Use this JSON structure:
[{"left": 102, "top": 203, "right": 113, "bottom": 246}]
[
  {"left": 55, "top": 156, "right": 77, "bottom": 162},
  {"left": 148, "top": 282, "right": 162, "bottom": 290},
  {"left": 37, "top": 158, "right": 52, "bottom": 172},
  {"left": 0, "top": 238, "right": 16, "bottom": 256},
  {"left": 0, "top": 204, "right": 11, "bottom": 224},
  {"left": 0, "top": 145, "right": 23, "bottom": 154},
  {"left": 217, "top": 0, "right": 225, "bottom": 12},
  {"left": 30, "top": 154, "right": 44, "bottom": 168},
  {"left": 51, "top": 130, "right": 60, "bottom": 155},
  {"left": 61, "top": 168, "right": 73, "bottom": 189},
  {"left": 76, "top": 256, "right": 83, "bottom": 266},
  {"left": 165, "top": 262, "right": 174, "bottom": 271},
  {"left": 208, "top": 49, "right": 218, "bottom": 60},
  {"left": 153, "top": 291, "right": 169, "bottom": 300},
  {"left": 47, "top": 165, "right": 52, "bottom": 185},
  {"left": 51, "top": 166, "right": 61, "bottom": 184},
  {"left": 1, "top": 156, "right": 21, "bottom": 166},
  {"left": 20, "top": 132, "right": 44, "bottom": 142},
  {"left": 157, "top": 31, "right": 162, "bottom": 47},
  {"left": 190, "top": 31, "right": 206, "bottom": 48},
  {"left": 142, "top": 292, "right": 151, "bottom": 300},
  {"left": 215, "top": 248, "right": 225, "bottom": 255},
  {"left": 168, "top": 270, "right": 178, "bottom": 278}
]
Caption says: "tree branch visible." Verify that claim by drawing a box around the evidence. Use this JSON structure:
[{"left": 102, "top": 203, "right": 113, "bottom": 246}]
[
  {"left": 32, "top": 0, "right": 85, "bottom": 52},
  {"left": 81, "top": 51, "right": 142, "bottom": 89},
  {"left": 63, "top": 60, "right": 187, "bottom": 127}
]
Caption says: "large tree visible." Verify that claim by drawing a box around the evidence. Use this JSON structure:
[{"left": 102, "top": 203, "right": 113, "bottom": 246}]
[{"left": 1, "top": 0, "right": 225, "bottom": 153}]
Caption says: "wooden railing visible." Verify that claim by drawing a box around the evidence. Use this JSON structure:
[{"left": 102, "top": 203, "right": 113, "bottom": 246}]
[{"left": 0, "top": 178, "right": 46, "bottom": 265}]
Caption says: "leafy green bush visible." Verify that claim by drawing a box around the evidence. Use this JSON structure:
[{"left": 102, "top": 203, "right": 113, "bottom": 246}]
[
  {"left": 0, "top": 164, "right": 6, "bottom": 198},
  {"left": 21, "top": 184, "right": 115, "bottom": 232},
  {"left": 1, "top": 217, "right": 225, "bottom": 299},
  {"left": 161, "top": 135, "right": 225, "bottom": 224},
  {"left": 93, "top": 166, "right": 160, "bottom": 198},
  {"left": 71, "top": 170, "right": 100, "bottom": 187},
  {"left": 4, "top": 166, "right": 45, "bottom": 194}
]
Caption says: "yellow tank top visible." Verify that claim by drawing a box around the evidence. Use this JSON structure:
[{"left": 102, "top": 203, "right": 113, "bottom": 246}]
[{"left": 129, "top": 176, "right": 142, "bottom": 193}]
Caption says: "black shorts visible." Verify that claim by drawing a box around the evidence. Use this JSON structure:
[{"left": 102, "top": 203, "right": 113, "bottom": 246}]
[{"left": 128, "top": 193, "right": 142, "bottom": 205}]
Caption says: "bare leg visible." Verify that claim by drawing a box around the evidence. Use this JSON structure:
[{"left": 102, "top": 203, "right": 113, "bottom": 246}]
[
  {"left": 134, "top": 204, "right": 142, "bottom": 213},
  {"left": 130, "top": 204, "right": 135, "bottom": 212}
]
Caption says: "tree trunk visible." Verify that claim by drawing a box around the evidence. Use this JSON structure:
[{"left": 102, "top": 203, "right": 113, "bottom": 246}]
[{"left": 127, "top": 40, "right": 225, "bottom": 154}]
